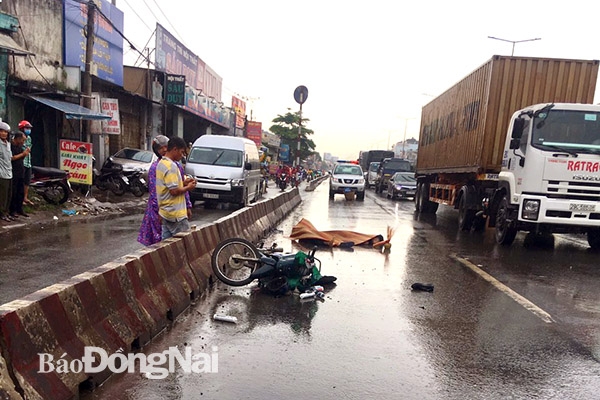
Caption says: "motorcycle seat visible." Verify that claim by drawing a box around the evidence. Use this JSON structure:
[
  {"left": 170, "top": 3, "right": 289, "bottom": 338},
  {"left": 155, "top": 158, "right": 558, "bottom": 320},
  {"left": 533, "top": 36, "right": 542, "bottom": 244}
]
[{"left": 32, "top": 166, "right": 68, "bottom": 178}]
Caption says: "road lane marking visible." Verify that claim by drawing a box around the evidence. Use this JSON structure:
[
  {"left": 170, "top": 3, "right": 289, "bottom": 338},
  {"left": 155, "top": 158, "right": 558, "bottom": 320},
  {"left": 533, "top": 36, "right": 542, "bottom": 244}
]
[{"left": 450, "top": 254, "right": 555, "bottom": 324}]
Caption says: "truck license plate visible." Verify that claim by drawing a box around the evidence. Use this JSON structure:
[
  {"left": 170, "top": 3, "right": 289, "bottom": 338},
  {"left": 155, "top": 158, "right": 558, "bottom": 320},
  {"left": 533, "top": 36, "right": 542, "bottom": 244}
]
[
  {"left": 569, "top": 203, "right": 596, "bottom": 212},
  {"left": 203, "top": 193, "right": 219, "bottom": 199}
]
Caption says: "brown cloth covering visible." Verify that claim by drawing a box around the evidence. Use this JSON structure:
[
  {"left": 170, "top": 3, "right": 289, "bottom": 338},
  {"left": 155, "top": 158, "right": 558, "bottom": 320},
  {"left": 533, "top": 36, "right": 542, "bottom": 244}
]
[{"left": 289, "top": 218, "right": 382, "bottom": 247}]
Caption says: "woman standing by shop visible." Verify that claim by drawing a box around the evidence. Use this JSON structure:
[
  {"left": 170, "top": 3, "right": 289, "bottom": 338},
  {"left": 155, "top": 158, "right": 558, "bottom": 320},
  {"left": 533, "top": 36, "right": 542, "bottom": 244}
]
[{"left": 137, "top": 135, "right": 169, "bottom": 246}]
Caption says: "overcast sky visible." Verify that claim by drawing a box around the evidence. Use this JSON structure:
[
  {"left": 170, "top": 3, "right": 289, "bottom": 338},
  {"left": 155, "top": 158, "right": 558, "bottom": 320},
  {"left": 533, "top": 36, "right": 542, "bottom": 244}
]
[{"left": 117, "top": 0, "right": 600, "bottom": 159}]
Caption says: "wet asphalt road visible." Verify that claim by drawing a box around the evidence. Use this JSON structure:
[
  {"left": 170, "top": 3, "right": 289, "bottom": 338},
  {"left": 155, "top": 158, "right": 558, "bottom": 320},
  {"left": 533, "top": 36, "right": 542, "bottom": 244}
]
[{"left": 87, "top": 183, "right": 600, "bottom": 399}]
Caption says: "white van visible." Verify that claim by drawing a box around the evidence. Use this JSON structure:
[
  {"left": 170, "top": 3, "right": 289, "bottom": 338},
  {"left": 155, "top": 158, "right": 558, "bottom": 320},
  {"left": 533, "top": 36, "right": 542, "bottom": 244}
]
[{"left": 185, "top": 135, "right": 262, "bottom": 207}]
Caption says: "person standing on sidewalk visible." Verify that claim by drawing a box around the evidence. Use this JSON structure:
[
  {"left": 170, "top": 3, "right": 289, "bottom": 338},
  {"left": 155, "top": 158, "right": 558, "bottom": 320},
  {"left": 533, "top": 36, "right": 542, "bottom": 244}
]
[
  {"left": 0, "top": 122, "right": 12, "bottom": 221},
  {"left": 156, "top": 137, "right": 196, "bottom": 240},
  {"left": 18, "top": 120, "right": 34, "bottom": 205},
  {"left": 9, "top": 132, "right": 30, "bottom": 218},
  {"left": 137, "top": 135, "right": 169, "bottom": 246}
]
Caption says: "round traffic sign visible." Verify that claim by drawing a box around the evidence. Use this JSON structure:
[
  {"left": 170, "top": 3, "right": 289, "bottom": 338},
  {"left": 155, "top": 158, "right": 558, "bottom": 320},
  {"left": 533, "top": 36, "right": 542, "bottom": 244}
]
[{"left": 294, "top": 85, "right": 308, "bottom": 105}]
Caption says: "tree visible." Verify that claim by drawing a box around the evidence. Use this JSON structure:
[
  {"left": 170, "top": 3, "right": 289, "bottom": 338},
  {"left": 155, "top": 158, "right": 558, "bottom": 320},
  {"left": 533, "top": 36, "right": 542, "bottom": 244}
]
[{"left": 270, "top": 111, "right": 316, "bottom": 164}]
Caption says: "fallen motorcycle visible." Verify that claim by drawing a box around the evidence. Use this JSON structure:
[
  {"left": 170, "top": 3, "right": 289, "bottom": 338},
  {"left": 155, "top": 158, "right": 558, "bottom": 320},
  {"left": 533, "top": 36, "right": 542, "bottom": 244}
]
[
  {"left": 211, "top": 237, "right": 336, "bottom": 295},
  {"left": 30, "top": 166, "right": 72, "bottom": 204}
]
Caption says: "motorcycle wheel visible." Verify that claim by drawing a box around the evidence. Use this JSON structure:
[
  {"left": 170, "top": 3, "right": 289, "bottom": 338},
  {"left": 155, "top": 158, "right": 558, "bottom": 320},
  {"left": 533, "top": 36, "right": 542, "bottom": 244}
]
[
  {"left": 109, "top": 177, "right": 126, "bottom": 196},
  {"left": 41, "top": 182, "right": 69, "bottom": 205},
  {"left": 130, "top": 179, "right": 145, "bottom": 197},
  {"left": 95, "top": 178, "right": 107, "bottom": 191},
  {"left": 211, "top": 237, "right": 261, "bottom": 286}
]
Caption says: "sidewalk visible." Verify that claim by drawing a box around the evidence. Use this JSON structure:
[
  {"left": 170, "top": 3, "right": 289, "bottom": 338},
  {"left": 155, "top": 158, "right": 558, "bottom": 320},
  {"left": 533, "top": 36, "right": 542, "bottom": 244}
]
[{"left": 0, "top": 187, "right": 148, "bottom": 232}]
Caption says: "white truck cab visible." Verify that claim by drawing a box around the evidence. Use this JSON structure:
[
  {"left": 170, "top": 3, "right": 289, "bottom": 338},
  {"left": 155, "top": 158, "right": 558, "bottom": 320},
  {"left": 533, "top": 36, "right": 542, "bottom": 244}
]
[{"left": 496, "top": 103, "right": 600, "bottom": 247}]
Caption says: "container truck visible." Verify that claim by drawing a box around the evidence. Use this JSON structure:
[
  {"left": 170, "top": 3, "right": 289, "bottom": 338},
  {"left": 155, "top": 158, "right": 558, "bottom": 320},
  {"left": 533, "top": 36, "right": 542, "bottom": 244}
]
[
  {"left": 359, "top": 150, "right": 394, "bottom": 173},
  {"left": 415, "top": 55, "right": 600, "bottom": 248}
]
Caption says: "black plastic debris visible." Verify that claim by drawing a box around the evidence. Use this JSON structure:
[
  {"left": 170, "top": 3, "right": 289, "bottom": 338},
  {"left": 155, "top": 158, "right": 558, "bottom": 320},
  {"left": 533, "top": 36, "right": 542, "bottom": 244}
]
[{"left": 411, "top": 283, "right": 434, "bottom": 292}]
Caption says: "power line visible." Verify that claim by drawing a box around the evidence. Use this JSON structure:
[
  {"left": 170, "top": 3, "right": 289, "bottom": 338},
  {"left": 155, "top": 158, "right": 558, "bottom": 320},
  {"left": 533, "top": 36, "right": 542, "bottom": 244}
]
[
  {"left": 121, "top": 0, "right": 153, "bottom": 32},
  {"left": 149, "top": 0, "right": 188, "bottom": 48},
  {"left": 93, "top": 3, "right": 155, "bottom": 67},
  {"left": 133, "top": 30, "right": 156, "bottom": 67}
]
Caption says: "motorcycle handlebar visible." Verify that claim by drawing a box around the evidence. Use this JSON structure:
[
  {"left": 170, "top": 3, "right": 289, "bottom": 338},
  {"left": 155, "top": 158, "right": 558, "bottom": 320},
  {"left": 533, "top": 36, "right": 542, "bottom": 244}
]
[
  {"left": 308, "top": 246, "right": 317, "bottom": 260},
  {"left": 262, "top": 247, "right": 284, "bottom": 254}
]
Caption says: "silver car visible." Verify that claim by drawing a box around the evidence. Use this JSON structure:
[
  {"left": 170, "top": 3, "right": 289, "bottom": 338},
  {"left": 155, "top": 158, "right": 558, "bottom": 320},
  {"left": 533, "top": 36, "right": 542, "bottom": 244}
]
[
  {"left": 386, "top": 172, "right": 417, "bottom": 200},
  {"left": 110, "top": 148, "right": 157, "bottom": 180}
]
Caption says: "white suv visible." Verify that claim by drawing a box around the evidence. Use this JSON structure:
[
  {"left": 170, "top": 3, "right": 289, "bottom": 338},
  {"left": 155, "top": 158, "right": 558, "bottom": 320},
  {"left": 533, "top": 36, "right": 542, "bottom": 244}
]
[{"left": 329, "top": 163, "right": 365, "bottom": 201}]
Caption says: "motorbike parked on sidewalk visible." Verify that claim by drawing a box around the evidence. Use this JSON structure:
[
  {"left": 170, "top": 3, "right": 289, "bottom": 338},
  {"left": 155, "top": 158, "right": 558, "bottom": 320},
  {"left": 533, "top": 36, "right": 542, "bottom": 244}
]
[
  {"left": 211, "top": 238, "right": 336, "bottom": 295},
  {"left": 30, "top": 166, "right": 72, "bottom": 204},
  {"left": 123, "top": 168, "right": 147, "bottom": 197},
  {"left": 93, "top": 156, "right": 128, "bottom": 196}
]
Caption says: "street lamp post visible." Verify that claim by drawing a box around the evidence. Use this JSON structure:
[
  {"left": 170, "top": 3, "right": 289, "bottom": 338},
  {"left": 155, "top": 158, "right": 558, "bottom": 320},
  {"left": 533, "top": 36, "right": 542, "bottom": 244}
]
[
  {"left": 487, "top": 36, "right": 541, "bottom": 56},
  {"left": 402, "top": 118, "right": 416, "bottom": 158}
]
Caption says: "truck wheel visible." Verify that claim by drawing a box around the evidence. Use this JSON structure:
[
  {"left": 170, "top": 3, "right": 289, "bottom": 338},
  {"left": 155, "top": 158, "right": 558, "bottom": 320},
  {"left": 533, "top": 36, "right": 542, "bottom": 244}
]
[
  {"left": 587, "top": 228, "right": 600, "bottom": 250},
  {"left": 357, "top": 191, "right": 365, "bottom": 201},
  {"left": 415, "top": 184, "right": 423, "bottom": 211},
  {"left": 427, "top": 201, "right": 439, "bottom": 214},
  {"left": 458, "top": 195, "right": 475, "bottom": 231},
  {"left": 472, "top": 216, "right": 487, "bottom": 232},
  {"left": 417, "top": 183, "right": 438, "bottom": 214},
  {"left": 495, "top": 195, "right": 517, "bottom": 245}
]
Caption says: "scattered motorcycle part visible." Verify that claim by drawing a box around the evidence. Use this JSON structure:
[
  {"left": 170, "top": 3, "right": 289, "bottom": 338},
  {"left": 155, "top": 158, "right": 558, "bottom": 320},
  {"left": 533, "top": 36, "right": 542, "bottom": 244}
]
[{"left": 213, "top": 314, "right": 238, "bottom": 323}]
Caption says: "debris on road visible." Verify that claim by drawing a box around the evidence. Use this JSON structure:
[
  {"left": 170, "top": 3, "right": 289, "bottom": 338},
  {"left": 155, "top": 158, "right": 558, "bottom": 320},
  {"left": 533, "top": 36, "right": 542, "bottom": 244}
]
[
  {"left": 213, "top": 314, "right": 238, "bottom": 323},
  {"left": 373, "top": 226, "right": 395, "bottom": 250},
  {"left": 411, "top": 283, "right": 434, "bottom": 292}
]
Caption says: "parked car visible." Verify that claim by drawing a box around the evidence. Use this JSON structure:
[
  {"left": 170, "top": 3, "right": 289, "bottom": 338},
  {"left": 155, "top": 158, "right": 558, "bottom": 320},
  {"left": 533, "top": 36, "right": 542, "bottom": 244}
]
[
  {"left": 386, "top": 172, "right": 417, "bottom": 200},
  {"left": 329, "top": 162, "right": 365, "bottom": 201},
  {"left": 109, "top": 148, "right": 157, "bottom": 180}
]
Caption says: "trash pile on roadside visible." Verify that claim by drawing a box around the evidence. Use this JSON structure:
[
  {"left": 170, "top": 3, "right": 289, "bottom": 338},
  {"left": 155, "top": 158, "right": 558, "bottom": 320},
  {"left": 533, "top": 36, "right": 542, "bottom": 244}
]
[{"left": 1, "top": 189, "right": 147, "bottom": 228}]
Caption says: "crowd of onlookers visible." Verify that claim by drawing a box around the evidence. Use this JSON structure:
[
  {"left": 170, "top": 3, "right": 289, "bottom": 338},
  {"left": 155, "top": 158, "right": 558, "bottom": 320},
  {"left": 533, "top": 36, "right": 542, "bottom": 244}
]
[{"left": 0, "top": 120, "right": 34, "bottom": 223}]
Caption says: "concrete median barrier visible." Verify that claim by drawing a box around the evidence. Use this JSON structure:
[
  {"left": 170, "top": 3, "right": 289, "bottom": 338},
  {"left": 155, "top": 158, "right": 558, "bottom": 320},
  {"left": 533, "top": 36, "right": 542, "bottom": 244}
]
[
  {"left": 181, "top": 224, "right": 221, "bottom": 291},
  {"left": 305, "top": 175, "right": 328, "bottom": 192},
  {"left": 0, "top": 188, "right": 302, "bottom": 399},
  {"left": 0, "top": 352, "right": 20, "bottom": 399},
  {"left": 252, "top": 201, "right": 271, "bottom": 239}
]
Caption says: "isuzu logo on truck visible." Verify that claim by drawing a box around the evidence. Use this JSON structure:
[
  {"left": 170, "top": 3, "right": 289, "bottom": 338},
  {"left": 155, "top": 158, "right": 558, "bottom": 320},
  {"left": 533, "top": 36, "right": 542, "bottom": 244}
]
[
  {"left": 573, "top": 175, "right": 600, "bottom": 181},
  {"left": 567, "top": 160, "right": 600, "bottom": 172}
]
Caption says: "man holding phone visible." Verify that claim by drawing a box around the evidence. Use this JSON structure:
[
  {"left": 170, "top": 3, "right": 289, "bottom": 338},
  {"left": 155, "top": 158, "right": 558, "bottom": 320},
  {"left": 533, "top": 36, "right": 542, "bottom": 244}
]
[{"left": 155, "top": 136, "right": 196, "bottom": 239}]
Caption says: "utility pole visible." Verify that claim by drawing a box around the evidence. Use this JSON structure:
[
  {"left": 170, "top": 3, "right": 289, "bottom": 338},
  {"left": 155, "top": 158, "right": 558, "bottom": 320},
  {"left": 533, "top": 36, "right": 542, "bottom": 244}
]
[
  {"left": 296, "top": 103, "right": 302, "bottom": 168},
  {"left": 83, "top": 0, "right": 95, "bottom": 143}
]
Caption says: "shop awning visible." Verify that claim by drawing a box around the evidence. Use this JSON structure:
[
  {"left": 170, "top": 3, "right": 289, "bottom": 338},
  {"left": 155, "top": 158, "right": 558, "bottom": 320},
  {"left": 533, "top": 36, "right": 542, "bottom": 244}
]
[
  {"left": 29, "top": 95, "right": 111, "bottom": 120},
  {"left": 0, "top": 33, "right": 34, "bottom": 56}
]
